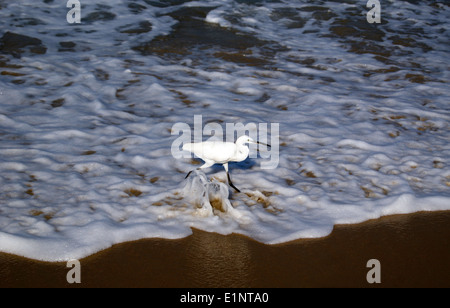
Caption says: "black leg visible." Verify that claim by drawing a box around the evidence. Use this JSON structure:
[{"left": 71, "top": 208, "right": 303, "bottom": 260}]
[
  {"left": 227, "top": 172, "right": 241, "bottom": 193},
  {"left": 185, "top": 170, "right": 193, "bottom": 179}
]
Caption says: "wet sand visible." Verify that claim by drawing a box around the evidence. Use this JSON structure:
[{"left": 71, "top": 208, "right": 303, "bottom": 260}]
[{"left": 1, "top": 210, "right": 449, "bottom": 288}]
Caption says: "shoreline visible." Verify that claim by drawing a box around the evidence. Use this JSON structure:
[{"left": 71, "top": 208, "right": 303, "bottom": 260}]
[{"left": 1, "top": 210, "right": 450, "bottom": 288}]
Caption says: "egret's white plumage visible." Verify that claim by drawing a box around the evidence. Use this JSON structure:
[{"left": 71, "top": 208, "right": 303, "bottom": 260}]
[{"left": 182, "top": 135, "right": 269, "bottom": 192}]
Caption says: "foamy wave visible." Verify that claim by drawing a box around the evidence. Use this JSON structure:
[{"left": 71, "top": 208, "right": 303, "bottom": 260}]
[{"left": 0, "top": 0, "right": 449, "bottom": 261}]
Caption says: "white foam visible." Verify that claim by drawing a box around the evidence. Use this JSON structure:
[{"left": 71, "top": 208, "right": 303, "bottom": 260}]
[
  {"left": 0, "top": 0, "right": 449, "bottom": 261},
  {"left": 206, "top": 8, "right": 232, "bottom": 28}
]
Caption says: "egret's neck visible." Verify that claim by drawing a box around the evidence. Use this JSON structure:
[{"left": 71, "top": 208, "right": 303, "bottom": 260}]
[{"left": 234, "top": 145, "right": 249, "bottom": 162}]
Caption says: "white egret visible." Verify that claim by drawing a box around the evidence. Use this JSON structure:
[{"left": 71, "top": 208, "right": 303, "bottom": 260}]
[{"left": 182, "top": 135, "right": 270, "bottom": 192}]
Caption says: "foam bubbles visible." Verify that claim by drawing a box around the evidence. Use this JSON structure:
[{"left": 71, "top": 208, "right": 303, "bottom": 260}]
[
  {"left": 182, "top": 170, "right": 235, "bottom": 216},
  {"left": 0, "top": 0, "right": 449, "bottom": 261}
]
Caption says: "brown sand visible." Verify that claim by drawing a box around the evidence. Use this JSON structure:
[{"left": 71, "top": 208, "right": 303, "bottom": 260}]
[{"left": 1, "top": 210, "right": 449, "bottom": 288}]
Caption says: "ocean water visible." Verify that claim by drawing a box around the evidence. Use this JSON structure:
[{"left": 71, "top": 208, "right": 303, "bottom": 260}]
[{"left": 0, "top": 0, "right": 449, "bottom": 261}]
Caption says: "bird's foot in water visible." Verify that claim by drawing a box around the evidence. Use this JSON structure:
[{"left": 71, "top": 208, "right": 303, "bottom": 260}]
[{"left": 230, "top": 184, "right": 241, "bottom": 193}]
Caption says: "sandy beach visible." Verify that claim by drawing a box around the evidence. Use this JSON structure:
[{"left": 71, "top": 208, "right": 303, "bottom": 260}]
[{"left": 1, "top": 210, "right": 449, "bottom": 288}]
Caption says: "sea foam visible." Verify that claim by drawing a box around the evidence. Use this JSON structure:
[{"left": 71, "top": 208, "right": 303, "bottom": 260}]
[{"left": 0, "top": 0, "right": 449, "bottom": 261}]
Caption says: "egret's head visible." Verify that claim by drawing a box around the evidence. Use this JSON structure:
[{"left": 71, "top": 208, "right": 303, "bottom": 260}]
[
  {"left": 236, "top": 135, "right": 271, "bottom": 147},
  {"left": 236, "top": 135, "right": 254, "bottom": 144}
]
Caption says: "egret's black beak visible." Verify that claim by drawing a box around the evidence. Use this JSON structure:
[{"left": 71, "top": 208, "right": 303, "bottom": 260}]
[{"left": 256, "top": 141, "right": 271, "bottom": 148}]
